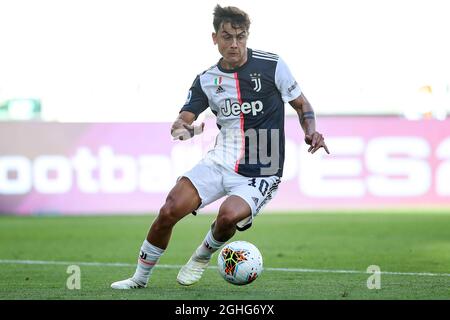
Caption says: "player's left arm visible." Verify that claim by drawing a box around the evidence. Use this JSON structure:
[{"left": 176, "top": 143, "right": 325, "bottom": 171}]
[{"left": 289, "top": 93, "right": 330, "bottom": 154}]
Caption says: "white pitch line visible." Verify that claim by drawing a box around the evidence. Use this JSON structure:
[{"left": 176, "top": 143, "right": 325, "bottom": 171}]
[
  {"left": 1, "top": 259, "right": 449, "bottom": 278},
  {"left": 262, "top": 267, "right": 450, "bottom": 277}
]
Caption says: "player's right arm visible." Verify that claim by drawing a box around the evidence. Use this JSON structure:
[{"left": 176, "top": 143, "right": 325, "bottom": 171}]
[
  {"left": 172, "top": 75, "right": 209, "bottom": 141},
  {"left": 171, "top": 111, "right": 205, "bottom": 141}
]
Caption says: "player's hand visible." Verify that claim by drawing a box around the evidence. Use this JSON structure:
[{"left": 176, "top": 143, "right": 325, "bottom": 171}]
[
  {"left": 305, "top": 132, "right": 330, "bottom": 154},
  {"left": 172, "top": 122, "right": 205, "bottom": 141}
]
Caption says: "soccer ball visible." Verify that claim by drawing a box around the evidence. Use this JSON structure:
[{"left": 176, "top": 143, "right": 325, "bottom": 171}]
[{"left": 217, "top": 241, "right": 263, "bottom": 285}]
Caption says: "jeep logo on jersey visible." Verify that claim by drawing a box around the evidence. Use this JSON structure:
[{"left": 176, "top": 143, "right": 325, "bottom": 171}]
[{"left": 221, "top": 99, "right": 263, "bottom": 117}]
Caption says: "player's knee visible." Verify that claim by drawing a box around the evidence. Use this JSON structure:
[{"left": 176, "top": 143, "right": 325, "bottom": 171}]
[
  {"left": 157, "top": 200, "right": 181, "bottom": 228},
  {"left": 216, "top": 211, "right": 238, "bottom": 230}
]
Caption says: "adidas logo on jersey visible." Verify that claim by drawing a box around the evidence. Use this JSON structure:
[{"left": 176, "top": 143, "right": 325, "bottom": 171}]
[
  {"left": 221, "top": 99, "right": 264, "bottom": 117},
  {"left": 216, "top": 86, "right": 225, "bottom": 94}
]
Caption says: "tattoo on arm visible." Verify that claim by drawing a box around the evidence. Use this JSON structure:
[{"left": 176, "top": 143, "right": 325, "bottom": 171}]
[{"left": 301, "top": 111, "right": 315, "bottom": 124}]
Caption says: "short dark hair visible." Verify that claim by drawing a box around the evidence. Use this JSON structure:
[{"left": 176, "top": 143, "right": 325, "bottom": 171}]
[{"left": 213, "top": 4, "right": 251, "bottom": 33}]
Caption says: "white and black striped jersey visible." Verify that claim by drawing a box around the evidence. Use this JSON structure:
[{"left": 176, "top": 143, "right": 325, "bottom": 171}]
[{"left": 180, "top": 48, "right": 302, "bottom": 177}]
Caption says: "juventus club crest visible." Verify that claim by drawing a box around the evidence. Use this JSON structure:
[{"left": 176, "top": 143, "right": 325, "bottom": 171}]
[{"left": 250, "top": 73, "right": 262, "bottom": 92}]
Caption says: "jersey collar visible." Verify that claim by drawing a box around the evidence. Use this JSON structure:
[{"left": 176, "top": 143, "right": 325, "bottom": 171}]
[{"left": 217, "top": 48, "right": 252, "bottom": 74}]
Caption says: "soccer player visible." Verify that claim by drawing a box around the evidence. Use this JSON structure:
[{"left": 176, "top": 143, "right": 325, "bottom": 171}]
[{"left": 111, "top": 4, "right": 329, "bottom": 289}]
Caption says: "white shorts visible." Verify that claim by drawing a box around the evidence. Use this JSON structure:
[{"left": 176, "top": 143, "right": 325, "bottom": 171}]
[{"left": 181, "top": 158, "right": 281, "bottom": 230}]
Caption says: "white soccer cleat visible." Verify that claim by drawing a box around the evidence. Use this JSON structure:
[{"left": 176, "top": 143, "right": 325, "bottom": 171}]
[
  {"left": 110, "top": 278, "right": 146, "bottom": 289},
  {"left": 177, "top": 256, "right": 210, "bottom": 286}
]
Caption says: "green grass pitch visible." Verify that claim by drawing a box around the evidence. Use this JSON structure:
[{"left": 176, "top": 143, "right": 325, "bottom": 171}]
[{"left": 0, "top": 212, "right": 449, "bottom": 300}]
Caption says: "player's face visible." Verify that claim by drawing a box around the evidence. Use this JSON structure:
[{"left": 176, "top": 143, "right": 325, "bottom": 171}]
[{"left": 212, "top": 22, "right": 248, "bottom": 69}]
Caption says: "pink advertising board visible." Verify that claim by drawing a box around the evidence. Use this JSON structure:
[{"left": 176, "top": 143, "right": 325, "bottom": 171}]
[{"left": 0, "top": 117, "right": 449, "bottom": 215}]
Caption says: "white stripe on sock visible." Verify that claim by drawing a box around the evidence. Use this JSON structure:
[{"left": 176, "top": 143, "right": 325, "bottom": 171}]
[
  {"left": 195, "top": 230, "right": 225, "bottom": 260},
  {"left": 132, "top": 240, "right": 164, "bottom": 284}
]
